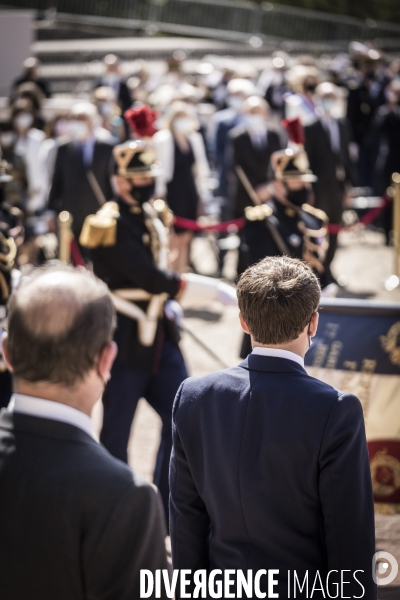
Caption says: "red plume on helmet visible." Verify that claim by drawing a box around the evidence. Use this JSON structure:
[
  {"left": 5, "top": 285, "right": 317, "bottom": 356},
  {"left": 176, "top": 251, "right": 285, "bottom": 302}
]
[
  {"left": 281, "top": 117, "right": 305, "bottom": 146},
  {"left": 124, "top": 105, "right": 158, "bottom": 138}
]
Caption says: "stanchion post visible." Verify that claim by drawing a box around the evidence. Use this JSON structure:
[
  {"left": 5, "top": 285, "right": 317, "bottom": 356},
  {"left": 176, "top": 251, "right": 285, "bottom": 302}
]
[
  {"left": 58, "top": 211, "right": 73, "bottom": 265},
  {"left": 385, "top": 174, "right": 400, "bottom": 291}
]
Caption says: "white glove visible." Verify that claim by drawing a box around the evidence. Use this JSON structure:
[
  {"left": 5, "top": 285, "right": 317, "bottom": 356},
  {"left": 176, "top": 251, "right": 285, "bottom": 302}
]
[
  {"left": 164, "top": 299, "right": 184, "bottom": 326},
  {"left": 180, "top": 273, "right": 237, "bottom": 308},
  {"left": 217, "top": 281, "right": 238, "bottom": 306}
]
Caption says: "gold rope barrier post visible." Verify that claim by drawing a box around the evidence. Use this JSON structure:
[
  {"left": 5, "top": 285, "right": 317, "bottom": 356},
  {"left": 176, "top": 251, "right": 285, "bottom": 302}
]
[
  {"left": 58, "top": 211, "right": 73, "bottom": 265},
  {"left": 385, "top": 173, "right": 400, "bottom": 291}
]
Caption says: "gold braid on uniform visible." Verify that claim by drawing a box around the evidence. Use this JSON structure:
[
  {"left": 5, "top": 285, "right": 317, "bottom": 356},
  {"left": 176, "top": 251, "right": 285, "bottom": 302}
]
[
  {"left": 244, "top": 204, "right": 273, "bottom": 221},
  {"left": 0, "top": 231, "right": 17, "bottom": 301},
  {"left": 153, "top": 198, "right": 174, "bottom": 228},
  {"left": 142, "top": 202, "right": 163, "bottom": 264}
]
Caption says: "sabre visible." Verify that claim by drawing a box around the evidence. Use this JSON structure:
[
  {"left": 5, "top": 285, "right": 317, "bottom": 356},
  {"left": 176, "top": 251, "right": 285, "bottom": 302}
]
[{"left": 180, "top": 324, "right": 230, "bottom": 370}]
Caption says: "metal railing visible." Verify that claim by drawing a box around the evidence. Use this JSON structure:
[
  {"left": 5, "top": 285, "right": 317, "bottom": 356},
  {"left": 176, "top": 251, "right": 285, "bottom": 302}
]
[{"left": 3, "top": 0, "right": 400, "bottom": 45}]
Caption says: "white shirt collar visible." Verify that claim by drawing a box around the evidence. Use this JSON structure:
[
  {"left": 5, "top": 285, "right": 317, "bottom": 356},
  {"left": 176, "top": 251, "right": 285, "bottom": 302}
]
[
  {"left": 251, "top": 346, "right": 305, "bottom": 367},
  {"left": 7, "top": 393, "right": 94, "bottom": 439}
]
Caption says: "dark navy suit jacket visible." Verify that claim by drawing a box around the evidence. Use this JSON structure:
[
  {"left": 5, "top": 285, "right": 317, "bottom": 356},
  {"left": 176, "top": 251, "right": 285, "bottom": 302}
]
[{"left": 170, "top": 354, "right": 376, "bottom": 599}]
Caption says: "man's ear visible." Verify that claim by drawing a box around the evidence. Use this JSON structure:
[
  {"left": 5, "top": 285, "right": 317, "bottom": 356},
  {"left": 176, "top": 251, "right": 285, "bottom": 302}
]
[
  {"left": 98, "top": 341, "right": 118, "bottom": 383},
  {"left": 239, "top": 312, "right": 250, "bottom": 335},
  {"left": 309, "top": 311, "right": 319, "bottom": 338},
  {"left": 1, "top": 333, "right": 13, "bottom": 373}
]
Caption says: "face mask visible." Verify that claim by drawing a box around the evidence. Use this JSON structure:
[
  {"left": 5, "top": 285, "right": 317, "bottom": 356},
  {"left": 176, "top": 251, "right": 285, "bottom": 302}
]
[
  {"left": 321, "top": 99, "right": 335, "bottom": 115},
  {"left": 103, "top": 72, "right": 121, "bottom": 85},
  {"left": 54, "top": 119, "right": 70, "bottom": 138},
  {"left": 304, "top": 83, "right": 317, "bottom": 93},
  {"left": 173, "top": 117, "right": 194, "bottom": 135},
  {"left": 130, "top": 181, "right": 155, "bottom": 205},
  {"left": 285, "top": 186, "right": 309, "bottom": 207},
  {"left": 245, "top": 114, "right": 266, "bottom": 130},
  {"left": 0, "top": 132, "right": 16, "bottom": 148},
  {"left": 227, "top": 96, "right": 243, "bottom": 111},
  {"left": 69, "top": 120, "right": 90, "bottom": 141},
  {"left": 14, "top": 113, "right": 34, "bottom": 131},
  {"left": 99, "top": 102, "right": 114, "bottom": 117},
  {"left": 307, "top": 317, "right": 313, "bottom": 349}
]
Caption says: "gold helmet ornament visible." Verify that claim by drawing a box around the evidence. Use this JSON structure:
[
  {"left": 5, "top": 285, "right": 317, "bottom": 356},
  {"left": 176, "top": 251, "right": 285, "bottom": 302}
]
[
  {"left": 271, "top": 117, "right": 317, "bottom": 183},
  {"left": 271, "top": 146, "right": 317, "bottom": 183},
  {"left": 112, "top": 139, "right": 161, "bottom": 179},
  {"left": 113, "top": 104, "right": 161, "bottom": 179}
]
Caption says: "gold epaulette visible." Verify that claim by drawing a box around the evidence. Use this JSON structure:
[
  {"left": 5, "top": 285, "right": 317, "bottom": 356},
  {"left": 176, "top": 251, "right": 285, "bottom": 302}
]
[
  {"left": 245, "top": 204, "right": 273, "bottom": 221},
  {"left": 79, "top": 201, "right": 120, "bottom": 248},
  {"left": 301, "top": 203, "right": 329, "bottom": 223}
]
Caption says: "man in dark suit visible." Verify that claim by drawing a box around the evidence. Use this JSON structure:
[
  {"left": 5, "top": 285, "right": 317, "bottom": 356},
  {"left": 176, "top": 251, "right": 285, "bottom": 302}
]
[
  {"left": 228, "top": 95, "right": 285, "bottom": 275},
  {"left": 346, "top": 43, "right": 388, "bottom": 188},
  {"left": 48, "top": 102, "right": 114, "bottom": 242},
  {"left": 0, "top": 265, "right": 169, "bottom": 600},
  {"left": 170, "top": 256, "right": 376, "bottom": 599},
  {"left": 230, "top": 96, "right": 285, "bottom": 219},
  {"left": 304, "top": 82, "right": 356, "bottom": 284},
  {"left": 95, "top": 54, "right": 132, "bottom": 113}
]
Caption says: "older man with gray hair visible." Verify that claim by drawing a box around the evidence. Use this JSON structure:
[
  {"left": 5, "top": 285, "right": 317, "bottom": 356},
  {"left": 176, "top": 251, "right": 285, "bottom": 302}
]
[{"left": 0, "top": 265, "right": 169, "bottom": 600}]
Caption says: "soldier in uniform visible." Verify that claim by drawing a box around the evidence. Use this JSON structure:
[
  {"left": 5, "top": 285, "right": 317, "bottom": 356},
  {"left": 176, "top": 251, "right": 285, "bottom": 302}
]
[
  {"left": 0, "top": 149, "right": 24, "bottom": 407},
  {"left": 240, "top": 142, "right": 329, "bottom": 357},
  {"left": 80, "top": 136, "right": 237, "bottom": 519},
  {"left": 79, "top": 138, "right": 186, "bottom": 519},
  {"left": 244, "top": 145, "right": 328, "bottom": 275}
]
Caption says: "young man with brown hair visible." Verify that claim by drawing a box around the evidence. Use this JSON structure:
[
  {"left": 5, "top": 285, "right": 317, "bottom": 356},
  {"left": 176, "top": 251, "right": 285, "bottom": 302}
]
[{"left": 170, "top": 256, "right": 376, "bottom": 600}]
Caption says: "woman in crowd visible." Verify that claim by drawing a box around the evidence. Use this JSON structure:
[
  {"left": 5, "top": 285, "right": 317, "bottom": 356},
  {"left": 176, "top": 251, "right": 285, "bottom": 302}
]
[
  {"left": 154, "top": 101, "right": 210, "bottom": 273},
  {"left": 11, "top": 98, "right": 46, "bottom": 216}
]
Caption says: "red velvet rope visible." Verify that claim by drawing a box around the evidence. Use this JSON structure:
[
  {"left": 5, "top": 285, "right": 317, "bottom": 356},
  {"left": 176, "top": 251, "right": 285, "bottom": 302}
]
[
  {"left": 70, "top": 196, "right": 391, "bottom": 267},
  {"left": 174, "top": 195, "right": 391, "bottom": 235},
  {"left": 326, "top": 195, "right": 390, "bottom": 234},
  {"left": 173, "top": 216, "right": 245, "bottom": 232}
]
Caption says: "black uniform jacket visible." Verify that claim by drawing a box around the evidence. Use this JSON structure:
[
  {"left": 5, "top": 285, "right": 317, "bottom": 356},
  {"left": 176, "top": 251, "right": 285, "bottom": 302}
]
[
  {"left": 88, "top": 200, "right": 181, "bottom": 371},
  {"left": 170, "top": 354, "right": 376, "bottom": 600},
  {"left": 244, "top": 197, "right": 327, "bottom": 269},
  {"left": 0, "top": 409, "right": 169, "bottom": 600}
]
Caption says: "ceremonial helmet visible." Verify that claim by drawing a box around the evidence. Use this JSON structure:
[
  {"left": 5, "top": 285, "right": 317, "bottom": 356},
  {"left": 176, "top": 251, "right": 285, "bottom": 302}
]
[
  {"left": 271, "top": 118, "right": 317, "bottom": 183},
  {"left": 113, "top": 105, "right": 161, "bottom": 179}
]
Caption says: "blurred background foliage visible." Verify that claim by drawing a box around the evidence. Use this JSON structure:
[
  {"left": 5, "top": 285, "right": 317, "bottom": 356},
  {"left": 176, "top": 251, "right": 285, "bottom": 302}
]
[{"left": 260, "top": 0, "right": 400, "bottom": 23}]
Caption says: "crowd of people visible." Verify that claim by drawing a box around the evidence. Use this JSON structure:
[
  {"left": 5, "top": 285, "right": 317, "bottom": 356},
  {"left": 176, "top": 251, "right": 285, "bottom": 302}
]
[
  {"left": 0, "top": 32, "right": 392, "bottom": 600},
  {"left": 0, "top": 41, "right": 399, "bottom": 277}
]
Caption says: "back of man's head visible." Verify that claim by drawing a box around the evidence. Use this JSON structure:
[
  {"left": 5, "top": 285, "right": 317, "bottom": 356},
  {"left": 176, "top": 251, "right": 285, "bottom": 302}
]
[
  {"left": 237, "top": 256, "right": 320, "bottom": 345},
  {"left": 6, "top": 265, "right": 116, "bottom": 387}
]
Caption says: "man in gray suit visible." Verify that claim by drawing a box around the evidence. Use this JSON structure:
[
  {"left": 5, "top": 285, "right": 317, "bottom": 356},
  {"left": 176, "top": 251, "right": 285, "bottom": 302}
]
[{"left": 0, "top": 265, "right": 168, "bottom": 600}]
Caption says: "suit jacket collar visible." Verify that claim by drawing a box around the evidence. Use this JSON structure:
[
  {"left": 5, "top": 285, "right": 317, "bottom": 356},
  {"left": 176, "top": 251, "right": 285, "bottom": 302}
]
[
  {"left": 0, "top": 409, "right": 99, "bottom": 448},
  {"left": 239, "top": 354, "right": 307, "bottom": 375}
]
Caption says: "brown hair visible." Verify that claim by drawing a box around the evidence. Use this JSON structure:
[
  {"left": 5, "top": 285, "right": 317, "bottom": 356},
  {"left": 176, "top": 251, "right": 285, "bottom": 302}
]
[
  {"left": 7, "top": 265, "right": 116, "bottom": 387},
  {"left": 237, "top": 256, "right": 320, "bottom": 345}
]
